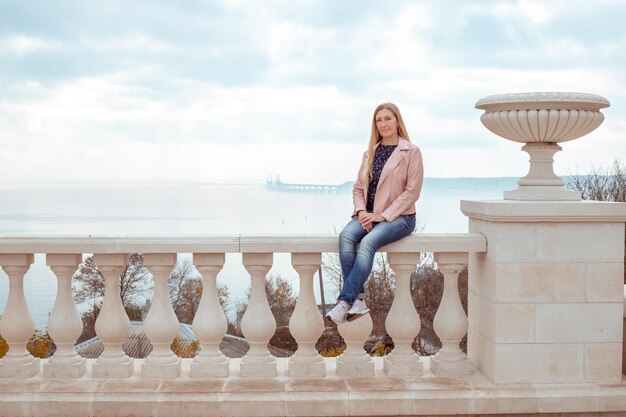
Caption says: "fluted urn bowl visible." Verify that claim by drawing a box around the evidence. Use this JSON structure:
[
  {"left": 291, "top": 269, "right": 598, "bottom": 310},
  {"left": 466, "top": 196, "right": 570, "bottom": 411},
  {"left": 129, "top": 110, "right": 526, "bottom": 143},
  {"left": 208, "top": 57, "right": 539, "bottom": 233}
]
[
  {"left": 475, "top": 92, "right": 610, "bottom": 201},
  {"left": 475, "top": 92, "right": 609, "bottom": 144}
]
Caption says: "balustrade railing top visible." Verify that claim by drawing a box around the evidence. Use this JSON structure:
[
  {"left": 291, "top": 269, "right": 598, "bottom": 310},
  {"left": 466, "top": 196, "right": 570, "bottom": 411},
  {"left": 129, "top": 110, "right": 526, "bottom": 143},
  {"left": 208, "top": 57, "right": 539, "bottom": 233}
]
[{"left": 0, "top": 233, "right": 486, "bottom": 254}]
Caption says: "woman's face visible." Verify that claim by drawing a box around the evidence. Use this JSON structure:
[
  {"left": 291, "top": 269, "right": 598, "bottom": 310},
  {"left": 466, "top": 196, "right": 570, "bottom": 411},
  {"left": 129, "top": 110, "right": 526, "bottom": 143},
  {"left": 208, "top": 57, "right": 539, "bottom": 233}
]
[{"left": 375, "top": 108, "right": 398, "bottom": 139}]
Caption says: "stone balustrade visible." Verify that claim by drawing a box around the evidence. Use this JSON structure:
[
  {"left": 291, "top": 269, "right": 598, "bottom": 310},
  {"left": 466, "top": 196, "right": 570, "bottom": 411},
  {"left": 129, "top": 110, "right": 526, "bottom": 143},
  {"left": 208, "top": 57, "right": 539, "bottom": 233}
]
[
  {"left": 1, "top": 224, "right": 626, "bottom": 416},
  {"left": 0, "top": 234, "right": 484, "bottom": 380}
]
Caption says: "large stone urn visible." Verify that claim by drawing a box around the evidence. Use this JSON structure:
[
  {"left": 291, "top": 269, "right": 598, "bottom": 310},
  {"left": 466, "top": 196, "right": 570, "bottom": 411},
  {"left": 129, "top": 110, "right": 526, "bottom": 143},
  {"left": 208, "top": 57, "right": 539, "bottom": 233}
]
[{"left": 475, "top": 92, "right": 610, "bottom": 200}]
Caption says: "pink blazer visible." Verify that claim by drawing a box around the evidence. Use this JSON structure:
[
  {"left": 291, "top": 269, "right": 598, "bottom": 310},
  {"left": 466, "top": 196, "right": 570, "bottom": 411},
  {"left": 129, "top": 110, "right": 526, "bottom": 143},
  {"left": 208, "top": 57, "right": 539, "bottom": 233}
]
[{"left": 352, "top": 138, "right": 424, "bottom": 222}]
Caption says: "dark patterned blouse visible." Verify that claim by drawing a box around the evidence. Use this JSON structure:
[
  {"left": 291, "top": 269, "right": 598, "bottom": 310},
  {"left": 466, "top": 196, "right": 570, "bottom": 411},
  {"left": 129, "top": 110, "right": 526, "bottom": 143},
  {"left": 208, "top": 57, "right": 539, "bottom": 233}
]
[{"left": 366, "top": 144, "right": 397, "bottom": 212}]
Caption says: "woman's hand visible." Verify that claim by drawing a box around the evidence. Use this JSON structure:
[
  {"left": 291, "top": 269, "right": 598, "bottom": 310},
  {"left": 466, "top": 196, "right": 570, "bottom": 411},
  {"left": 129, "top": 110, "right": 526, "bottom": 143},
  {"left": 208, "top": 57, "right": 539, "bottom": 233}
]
[{"left": 358, "top": 211, "right": 385, "bottom": 232}]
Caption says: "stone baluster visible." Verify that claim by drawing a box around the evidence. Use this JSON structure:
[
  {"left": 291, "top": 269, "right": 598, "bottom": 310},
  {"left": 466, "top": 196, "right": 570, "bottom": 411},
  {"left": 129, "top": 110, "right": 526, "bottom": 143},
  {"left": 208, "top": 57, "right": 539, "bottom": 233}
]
[
  {"left": 336, "top": 304, "right": 374, "bottom": 376},
  {"left": 191, "top": 253, "right": 229, "bottom": 378},
  {"left": 240, "top": 253, "right": 276, "bottom": 377},
  {"left": 44, "top": 254, "right": 86, "bottom": 378},
  {"left": 289, "top": 252, "right": 325, "bottom": 377},
  {"left": 92, "top": 254, "right": 134, "bottom": 378},
  {"left": 0, "top": 254, "right": 39, "bottom": 377},
  {"left": 431, "top": 252, "right": 472, "bottom": 375},
  {"left": 384, "top": 252, "right": 423, "bottom": 375},
  {"left": 142, "top": 253, "right": 181, "bottom": 378}
]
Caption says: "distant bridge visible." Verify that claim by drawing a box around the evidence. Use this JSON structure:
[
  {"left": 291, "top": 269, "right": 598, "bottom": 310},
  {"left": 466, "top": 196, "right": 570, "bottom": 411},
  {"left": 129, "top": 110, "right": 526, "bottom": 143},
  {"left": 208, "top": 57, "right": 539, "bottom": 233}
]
[{"left": 266, "top": 175, "right": 353, "bottom": 193}]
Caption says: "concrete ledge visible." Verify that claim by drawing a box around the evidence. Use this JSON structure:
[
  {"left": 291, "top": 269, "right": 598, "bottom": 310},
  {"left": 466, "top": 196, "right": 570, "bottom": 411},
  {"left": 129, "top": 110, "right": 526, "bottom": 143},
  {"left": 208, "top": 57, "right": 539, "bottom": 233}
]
[
  {"left": 1, "top": 357, "right": 626, "bottom": 416},
  {"left": 461, "top": 199, "right": 626, "bottom": 223},
  {"left": 0, "top": 234, "right": 487, "bottom": 254},
  {"left": 0, "top": 235, "right": 242, "bottom": 254}
]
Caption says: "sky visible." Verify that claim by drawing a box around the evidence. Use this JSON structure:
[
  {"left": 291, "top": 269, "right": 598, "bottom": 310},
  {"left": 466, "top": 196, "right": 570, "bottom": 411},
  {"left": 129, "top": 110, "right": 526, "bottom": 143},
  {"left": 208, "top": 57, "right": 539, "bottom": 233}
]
[{"left": 0, "top": 0, "right": 624, "bottom": 184}]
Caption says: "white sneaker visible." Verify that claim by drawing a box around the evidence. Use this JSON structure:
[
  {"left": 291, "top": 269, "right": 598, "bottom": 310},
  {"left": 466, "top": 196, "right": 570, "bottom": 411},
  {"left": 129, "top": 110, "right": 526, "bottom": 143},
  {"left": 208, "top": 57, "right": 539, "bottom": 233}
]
[
  {"left": 325, "top": 300, "right": 351, "bottom": 324},
  {"left": 347, "top": 299, "right": 370, "bottom": 322}
]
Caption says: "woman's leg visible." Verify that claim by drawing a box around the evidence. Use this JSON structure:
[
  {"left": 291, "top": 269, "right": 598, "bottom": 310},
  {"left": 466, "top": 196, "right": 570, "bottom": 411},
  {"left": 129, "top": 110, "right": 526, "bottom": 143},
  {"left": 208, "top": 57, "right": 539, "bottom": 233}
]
[
  {"left": 338, "top": 217, "right": 368, "bottom": 280},
  {"left": 326, "top": 218, "right": 369, "bottom": 324},
  {"left": 338, "top": 215, "right": 415, "bottom": 304}
]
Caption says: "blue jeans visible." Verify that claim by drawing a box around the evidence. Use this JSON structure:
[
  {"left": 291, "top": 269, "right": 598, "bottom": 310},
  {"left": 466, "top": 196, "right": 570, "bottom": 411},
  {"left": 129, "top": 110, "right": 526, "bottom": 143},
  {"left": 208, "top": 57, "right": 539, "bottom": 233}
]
[{"left": 338, "top": 214, "right": 416, "bottom": 304}]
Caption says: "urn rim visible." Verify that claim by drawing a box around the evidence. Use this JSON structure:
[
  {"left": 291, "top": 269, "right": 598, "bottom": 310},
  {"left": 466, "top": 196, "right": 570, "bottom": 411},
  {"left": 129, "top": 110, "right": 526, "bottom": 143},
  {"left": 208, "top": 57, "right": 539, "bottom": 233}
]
[{"left": 475, "top": 92, "right": 610, "bottom": 111}]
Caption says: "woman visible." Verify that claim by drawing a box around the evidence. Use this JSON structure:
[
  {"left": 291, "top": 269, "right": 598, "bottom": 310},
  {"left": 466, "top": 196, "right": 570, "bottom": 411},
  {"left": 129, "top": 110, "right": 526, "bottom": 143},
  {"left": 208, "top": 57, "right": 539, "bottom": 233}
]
[{"left": 326, "top": 103, "right": 424, "bottom": 324}]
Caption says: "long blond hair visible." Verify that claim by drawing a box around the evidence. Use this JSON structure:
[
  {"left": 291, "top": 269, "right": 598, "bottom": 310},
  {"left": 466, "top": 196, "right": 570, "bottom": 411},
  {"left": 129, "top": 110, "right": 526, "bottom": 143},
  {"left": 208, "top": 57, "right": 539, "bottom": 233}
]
[{"left": 361, "top": 102, "right": 411, "bottom": 184}]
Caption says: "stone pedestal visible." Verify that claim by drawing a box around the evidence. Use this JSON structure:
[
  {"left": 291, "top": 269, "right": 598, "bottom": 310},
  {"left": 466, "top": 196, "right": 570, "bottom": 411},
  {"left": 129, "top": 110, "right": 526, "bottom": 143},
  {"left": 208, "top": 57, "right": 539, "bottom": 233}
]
[
  {"left": 191, "top": 253, "right": 229, "bottom": 378},
  {"left": 43, "top": 361, "right": 87, "bottom": 378},
  {"left": 44, "top": 254, "right": 87, "bottom": 378},
  {"left": 462, "top": 199, "right": 626, "bottom": 384},
  {"left": 91, "top": 360, "right": 135, "bottom": 378},
  {"left": 503, "top": 143, "right": 581, "bottom": 201},
  {"left": 384, "top": 252, "right": 423, "bottom": 376},
  {"left": 431, "top": 253, "right": 472, "bottom": 376},
  {"left": 336, "top": 314, "right": 375, "bottom": 377},
  {"left": 288, "top": 360, "right": 326, "bottom": 377},
  {"left": 0, "top": 254, "right": 40, "bottom": 378},
  {"left": 92, "top": 254, "right": 134, "bottom": 378},
  {"left": 0, "top": 359, "right": 41, "bottom": 378},
  {"left": 240, "top": 253, "right": 277, "bottom": 377},
  {"left": 289, "top": 253, "right": 325, "bottom": 377},
  {"left": 190, "top": 361, "right": 229, "bottom": 378},
  {"left": 142, "top": 254, "right": 182, "bottom": 379}
]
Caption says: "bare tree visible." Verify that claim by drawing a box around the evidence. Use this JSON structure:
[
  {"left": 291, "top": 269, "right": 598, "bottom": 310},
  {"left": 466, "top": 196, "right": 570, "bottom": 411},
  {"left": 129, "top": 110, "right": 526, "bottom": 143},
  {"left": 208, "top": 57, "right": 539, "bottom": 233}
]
[
  {"left": 321, "top": 252, "right": 343, "bottom": 299},
  {"left": 567, "top": 159, "right": 626, "bottom": 202},
  {"left": 266, "top": 274, "right": 297, "bottom": 353},
  {"left": 72, "top": 256, "right": 105, "bottom": 311},
  {"left": 167, "top": 258, "right": 230, "bottom": 324},
  {"left": 73, "top": 253, "right": 151, "bottom": 342},
  {"left": 73, "top": 253, "right": 151, "bottom": 308},
  {"left": 119, "top": 253, "right": 152, "bottom": 307},
  {"left": 233, "top": 274, "right": 297, "bottom": 352},
  {"left": 168, "top": 258, "right": 197, "bottom": 315},
  {"left": 266, "top": 273, "right": 297, "bottom": 326},
  {"left": 176, "top": 279, "right": 229, "bottom": 325},
  {"left": 410, "top": 262, "right": 443, "bottom": 355},
  {"left": 364, "top": 254, "right": 396, "bottom": 336},
  {"left": 173, "top": 279, "right": 203, "bottom": 324}
]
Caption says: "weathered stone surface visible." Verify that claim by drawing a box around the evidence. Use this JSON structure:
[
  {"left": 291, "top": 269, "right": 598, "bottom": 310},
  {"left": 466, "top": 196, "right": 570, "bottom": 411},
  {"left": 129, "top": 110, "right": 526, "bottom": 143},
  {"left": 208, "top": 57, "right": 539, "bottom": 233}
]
[{"left": 0, "top": 358, "right": 625, "bottom": 416}]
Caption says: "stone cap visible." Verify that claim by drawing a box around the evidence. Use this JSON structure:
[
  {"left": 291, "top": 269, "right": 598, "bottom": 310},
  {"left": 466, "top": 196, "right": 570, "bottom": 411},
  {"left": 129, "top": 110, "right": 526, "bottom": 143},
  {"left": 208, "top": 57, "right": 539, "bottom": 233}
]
[
  {"left": 461, "top": 199, "right": 626, "bottom": 222},
  {"left": 0, "top": 234, "right": 486, "bottom": 254}
]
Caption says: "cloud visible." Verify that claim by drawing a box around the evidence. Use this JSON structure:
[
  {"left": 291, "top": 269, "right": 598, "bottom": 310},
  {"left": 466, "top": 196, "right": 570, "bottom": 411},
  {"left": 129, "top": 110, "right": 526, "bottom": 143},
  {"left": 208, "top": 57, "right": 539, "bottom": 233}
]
[
  {"left": 0, "top": 0, "right": 625, "bottom": 183},
  {"left": 491, "top": 0, "right": 554, "bottom": 24},
  {"left": 80, "top": 35, "right": 176, "bottom": 54},
  {"left": 0, "top": 34, "right": 61, "bottom": 55},
  {"left": 0, "top": 69, "right": 372, "bottom": 184}
]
